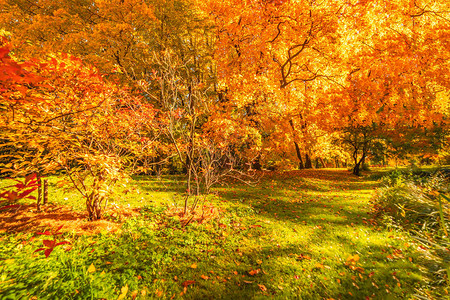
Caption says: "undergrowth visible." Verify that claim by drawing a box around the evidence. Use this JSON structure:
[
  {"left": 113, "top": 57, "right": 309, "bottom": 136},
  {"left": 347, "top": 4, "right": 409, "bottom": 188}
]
[{"left": 371, "top": 169, "right": 450, "bottom": 299}]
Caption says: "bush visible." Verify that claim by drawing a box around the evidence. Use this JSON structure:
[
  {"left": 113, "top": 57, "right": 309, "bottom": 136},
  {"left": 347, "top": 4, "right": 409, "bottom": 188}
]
[
  {"left": 372, "top": 181, "right": 446, "bottom": 234},
  {"left": 371, "top": 170, "right": 449, "bottom": 296}
]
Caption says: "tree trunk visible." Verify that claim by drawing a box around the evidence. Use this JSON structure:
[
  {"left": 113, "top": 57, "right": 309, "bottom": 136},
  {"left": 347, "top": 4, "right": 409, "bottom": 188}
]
[
  {"left": 334, "top": 157, "right": 340, "bottom": 168},
  {"left": 86, "top": 191, "right": 103, "bottom": 221},
  {"left": 319, "top": 157, "right": 326, "bottom": 168},
  {"left": 289, "top": 119, "right": 304, "bottom": 169},
  {"left": 305, "top": 153, "right": 312, "bottom": 169},
  {"left": 252, "top": 152, "right": 262, "bottom": 170},
  {"left": 353, "top": 152, "right": 366, "bottom": 176},
  {"left": 293, "top": 141, "right": 304, "bottom": 169},
  {"left": 353, "top": 162, "right": 360, "bottom": 175}
]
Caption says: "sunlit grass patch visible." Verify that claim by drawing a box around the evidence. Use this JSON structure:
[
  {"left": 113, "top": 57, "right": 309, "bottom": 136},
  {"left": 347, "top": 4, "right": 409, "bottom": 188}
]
[{"left": 0, "top": 169, "right": 437, "bottom": 299}]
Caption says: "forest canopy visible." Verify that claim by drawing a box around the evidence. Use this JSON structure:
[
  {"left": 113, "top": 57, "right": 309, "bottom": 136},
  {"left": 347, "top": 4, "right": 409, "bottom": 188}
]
[{"left": 1, "top": 0, "right": 449, "bottom": 189}]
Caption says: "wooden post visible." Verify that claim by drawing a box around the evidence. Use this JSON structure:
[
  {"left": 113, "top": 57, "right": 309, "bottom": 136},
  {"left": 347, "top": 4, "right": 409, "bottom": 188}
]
[
  {"left": 43, "top": 179, "right": 48, "bottom": 204},
  {"left": 37, "top": 176, "right": 42, "bottom": 212}
]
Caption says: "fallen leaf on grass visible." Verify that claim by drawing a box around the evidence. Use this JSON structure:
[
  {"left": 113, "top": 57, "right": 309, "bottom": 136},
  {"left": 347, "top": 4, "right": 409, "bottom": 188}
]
[
  {"left": 315, "top": 263, "right": 324, "bottom": 269},
  {"left": 87, "top": 263, "right": 96, "bottom": 273},
  {"left": 349, "top": 265, "right": 365, "bottom": 273},
  {"left": 346, "top": 254, "right": 360, "bottom": 264},
  {"left": 117, "top": 284, "right": 128, "bottom": 300},
  {"left": 190, "top": 263, "right": 197, "bottom": 269},
  {"left": 249, "top": 269, "right": 261, "bottom": 276},
  {"left": 131, "top": 290, "right": 138, "bottom": 299},
  {"left": 182, "top": 280, "right": 196, "bottom": 287},
  {"left": 249, "top": 224, "right": 262, "bottom": 228},
  {"left": 258, "top": 284, "right": 267, "bottom": 292},
  {"left": 201, "top": 275, "right": 209, "bottom": 280}
]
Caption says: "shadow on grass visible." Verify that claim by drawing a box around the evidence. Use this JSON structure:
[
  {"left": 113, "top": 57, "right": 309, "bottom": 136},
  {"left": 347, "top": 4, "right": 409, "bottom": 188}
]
[
  {"left": 0, "top": 203, "right": 138, "bottom": 235},
  {"left": 213, "top": 170, "right": 379, "bottom": 229}
]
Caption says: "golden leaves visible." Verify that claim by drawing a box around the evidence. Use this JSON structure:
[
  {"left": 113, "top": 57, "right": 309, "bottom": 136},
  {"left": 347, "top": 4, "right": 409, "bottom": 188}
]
[
  {"left": 117, "top": 284, "right": 128, "bottom": 300},
  {"left": 87, "top": 263, "right": 96, "bottom": 273}
]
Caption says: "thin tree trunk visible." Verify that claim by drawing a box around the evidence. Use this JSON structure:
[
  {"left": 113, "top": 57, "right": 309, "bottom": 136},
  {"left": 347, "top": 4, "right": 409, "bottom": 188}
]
[
  {"left": 293, "top": 141, "right": 304, "bottom": 169},
  {"left": 353, "top": 152, "right": 366, "bottom": 176},
  {"left": 305, "top": 153, "right": 312, "bottom": 169},
  {"left": 334, "top": 157, "right": 340, "bottom": 168},
  {"left": 289, "top": 119, "right": 304, "bottom": 169},
  {"left": 319, "top": 157, "right": 326, "bottom": 168},
  {"left": 184, "top": 84, "right": 196, "bottom": 215},
  {"left": 252, "top": 152, "right": 262, "bottom": 170}
]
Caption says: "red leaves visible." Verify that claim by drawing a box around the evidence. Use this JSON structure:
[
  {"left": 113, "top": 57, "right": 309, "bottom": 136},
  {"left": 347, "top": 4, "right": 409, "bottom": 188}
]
[
  {"left": 34, "top": 225, "right": 70, "bottom": 258},
  {"left": 0, "top": 204, "right": 20, "bottom": 210},
  {"left": 36, "top": 225, "right": 64, "bottom": 236},
  {"left": 181, "top": 280, "right": 196, "bottom": 287},
  {"left": 34, "top": 240, "right": 69, "bottom": 257},
  {"left": 249, "top": 224, "right": 262, "bottom": 228},
  {"left": 34, "top": 240, "right": 70, "bottom": 258},
  {"left": 0, "top": 173, "right": 39, "bottom": 206}
]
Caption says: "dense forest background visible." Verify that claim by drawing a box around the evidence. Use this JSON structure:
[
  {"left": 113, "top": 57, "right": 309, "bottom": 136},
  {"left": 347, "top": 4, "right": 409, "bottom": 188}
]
[{"left": 1, "top": 0, "right": 449, "bottom": 215}]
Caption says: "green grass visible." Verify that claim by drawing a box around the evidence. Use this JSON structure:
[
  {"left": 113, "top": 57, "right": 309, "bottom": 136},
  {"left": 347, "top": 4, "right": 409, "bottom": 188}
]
[{"left": 0, "top": 169, "right": 444, "bottom": 299}]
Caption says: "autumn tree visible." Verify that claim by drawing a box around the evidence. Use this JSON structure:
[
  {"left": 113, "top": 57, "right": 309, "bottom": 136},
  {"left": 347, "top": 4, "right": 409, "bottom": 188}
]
[
  {"left": 330, "top": 0, "right": 449, "bottom": 174},
  {"left": 1, "top": 0, "right": 448, "bottom": 182},
  {"left": 0, "top": 39, "right": 157, "bottom": 220},
  {"left": 204, "top": 0, "right": 358, "bottom": 169},
  {"left": 0, "top": 0, "right": 227, "bottom": 189}
]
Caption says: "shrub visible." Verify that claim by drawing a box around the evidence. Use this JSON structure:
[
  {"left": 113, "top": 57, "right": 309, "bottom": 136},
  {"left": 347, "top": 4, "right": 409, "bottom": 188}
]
[{"left": 371, "top": 170, "right": 449, "bottom": 296}]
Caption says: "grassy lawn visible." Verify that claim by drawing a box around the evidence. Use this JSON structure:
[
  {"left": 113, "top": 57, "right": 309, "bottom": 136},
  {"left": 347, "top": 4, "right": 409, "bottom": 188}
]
[{"left": 0, "top": 169, "right": 440, "bottom": 299}]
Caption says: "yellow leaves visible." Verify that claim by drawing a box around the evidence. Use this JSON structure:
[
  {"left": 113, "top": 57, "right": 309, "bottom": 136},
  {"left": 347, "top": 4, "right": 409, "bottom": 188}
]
[
  {"left": 346, "top": 254, "right": 360, "bottom": 264},
  {"left": 258, "top": 284, "right": 267, "bottom": 292},
  {"left": 345, "top": 254, "right": 365, "bottom": 273},
  {"left": 190, "top": 263, "right": 197, "bottom": 269},
  {"left": 117, "top": 284, "right": 128, "bottom": 300},
  {"left": 87, "top": 263, "right": 96, "bottom": 273},
  {"left": 315, "top": 263, "right": 325, "bottom": 269}
]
